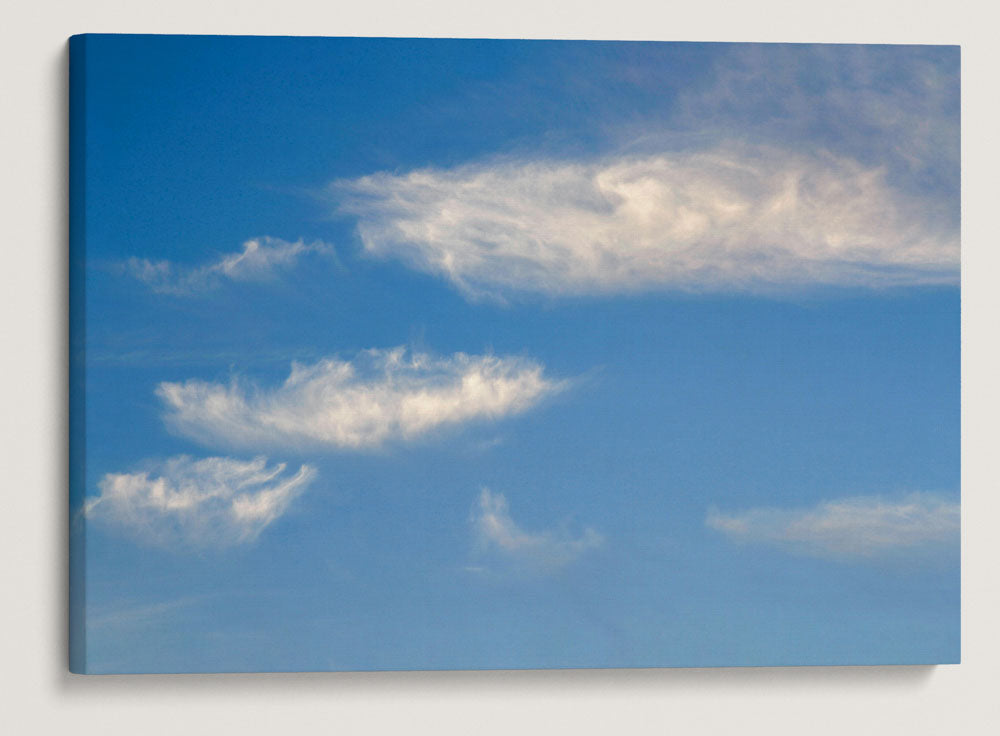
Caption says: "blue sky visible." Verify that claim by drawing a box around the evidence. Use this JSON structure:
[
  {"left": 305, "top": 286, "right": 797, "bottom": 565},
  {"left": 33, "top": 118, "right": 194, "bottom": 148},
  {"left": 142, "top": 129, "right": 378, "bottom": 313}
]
[{"left": 72, "top": 36, "right": 959, "bottom": 672}]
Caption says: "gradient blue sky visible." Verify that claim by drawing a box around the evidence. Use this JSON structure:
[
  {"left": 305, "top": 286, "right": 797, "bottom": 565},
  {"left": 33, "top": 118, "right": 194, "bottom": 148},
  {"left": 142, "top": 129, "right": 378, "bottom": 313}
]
[{"left": 71, "top": 35, "right": 959, "bottom": 673}]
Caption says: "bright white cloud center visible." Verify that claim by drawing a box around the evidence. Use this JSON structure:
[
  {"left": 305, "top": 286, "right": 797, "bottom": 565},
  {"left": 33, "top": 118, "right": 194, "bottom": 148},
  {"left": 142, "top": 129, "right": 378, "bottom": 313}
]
[
  {"left": 157, "top": 347, "right": 562, "bottom": 451},
  {"left": 706, "top": 493, "right": 959, "bottom": 559},
  {"left": 335, "top": 146, "right": 958, "bottom": 299},
  {"left": 86, "top": 455, "right": 316, "bottom": 547},
  {"left": 472, "top": 489, "right": 603, "bottom": 571},
  {"left": 126, "top": 236, "right": 334, "bottom": 294}
]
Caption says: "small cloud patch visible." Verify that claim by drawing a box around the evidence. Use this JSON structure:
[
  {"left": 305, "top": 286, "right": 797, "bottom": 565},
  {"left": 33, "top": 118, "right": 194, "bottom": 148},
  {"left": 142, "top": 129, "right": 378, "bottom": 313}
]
[
  {"left": 470, "top": 489, "right": 603, "bottom": 573},
  {"left": 706, "top": 492, "right": 959, "bottom": 560}
]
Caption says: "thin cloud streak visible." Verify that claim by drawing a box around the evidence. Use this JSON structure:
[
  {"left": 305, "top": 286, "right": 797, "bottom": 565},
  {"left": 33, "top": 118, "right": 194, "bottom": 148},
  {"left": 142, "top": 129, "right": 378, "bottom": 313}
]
[
  {"left": 125, "top": 236, "right": 335, "bottom": 295},
  {"left": 157, "top": 347, "right": 564, "bottom": 451},
  {"left": 706, "top": 493, "right": 959, "bottom": 560},
  {"left": 88, "top": 596, "right": 208, "bottom": 630}
]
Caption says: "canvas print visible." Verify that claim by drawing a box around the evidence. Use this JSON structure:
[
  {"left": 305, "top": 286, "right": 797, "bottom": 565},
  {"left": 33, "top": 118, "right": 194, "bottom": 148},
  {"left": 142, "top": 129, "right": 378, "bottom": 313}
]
[{"left": 69, "top": 35, "right": 960, "bottom": 673}]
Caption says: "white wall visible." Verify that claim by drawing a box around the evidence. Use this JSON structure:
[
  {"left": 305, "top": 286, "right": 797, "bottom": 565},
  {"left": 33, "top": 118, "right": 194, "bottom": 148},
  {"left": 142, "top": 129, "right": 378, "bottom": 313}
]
[{"left": 2, "top": 1, "right": 998, "bottom": 733}]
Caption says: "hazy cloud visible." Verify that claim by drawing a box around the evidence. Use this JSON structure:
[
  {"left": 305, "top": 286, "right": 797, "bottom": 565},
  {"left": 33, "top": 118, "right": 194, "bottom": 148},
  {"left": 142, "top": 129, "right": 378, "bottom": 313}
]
[
  {"left": 158, "top": 347, "right": 563, "bottom": 451},
  {"left": 706, "top": 493, "right": 959, "bottom": 560},
  {"left": 87, "top": 596, "right": 208, "bottom": 630},
  {"left": 86, "top": 455, "right": 316, "bottom": 548},
  {"left": 669, "top": 44, "right": 959, "bottom": 196}
]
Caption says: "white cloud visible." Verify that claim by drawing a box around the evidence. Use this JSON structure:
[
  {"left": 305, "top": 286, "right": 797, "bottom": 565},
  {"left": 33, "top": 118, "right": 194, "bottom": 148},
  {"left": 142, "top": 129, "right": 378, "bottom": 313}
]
[
  {"left": 471, "top": 489, "right": 603, "bottom": 571},
  {"left": 706, "top": 493, "right": 959, "bottom": 560},
  {"left": 125, "top": 236, "right": 335, "bottom": 294},
  {"left": 157, "top": 347, "right": 562, "bottom": 451},
  {"left": 86, "top": 455, "right": 316, "bottom": 548},
  {"left": 334, "top": 144, "right": 958, "bottom": 300}
]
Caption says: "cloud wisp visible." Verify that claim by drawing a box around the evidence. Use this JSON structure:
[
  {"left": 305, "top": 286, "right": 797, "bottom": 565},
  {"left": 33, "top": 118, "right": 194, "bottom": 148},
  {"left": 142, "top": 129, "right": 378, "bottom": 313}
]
[
  {"left": 157, "top": 347, "right": 563, "bottom": 451},
  {"left": 471, "top": 489, "right": 603, "bottom": 573},
  {"left": 334, "top": 145, "right": 958, "bottom": 300},
  {"left": 668, "top": 44, "right": 959, "bottom": 196},
  {"left": 86, "top": 455, "right": 316, "bottom": 548},
  {"left": 125, "top": 236, "right": 335, "bottom": 295},
  {"left": 706, "top": 493, "right": 959, "bottom": 560}
]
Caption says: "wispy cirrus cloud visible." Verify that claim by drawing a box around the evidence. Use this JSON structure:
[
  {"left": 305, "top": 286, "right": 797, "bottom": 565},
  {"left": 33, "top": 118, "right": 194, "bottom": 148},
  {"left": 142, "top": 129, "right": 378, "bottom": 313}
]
[
  {"left": 125, "top": 236, "right": 335, "bottom": 295},
  {"left": 334, "top": 145, "right": 957, "bottom": 300},
  {"left": 85, "top": 455, "right": 316, "bottom": 548},
  {"left": 470, "top": 489, "right": 603, "bottom": 573},
  {"left": 706, "top": 492, "right": 959, "bottom": 560},
  {"left": 333, "top": 46, "right": 958, "bottom": 301},
  {"left": 668, "top": 44, "right": 959, "bottom": 195},
  {"left": 157, "top": 347, "right": 564, "bottom": 451}
]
